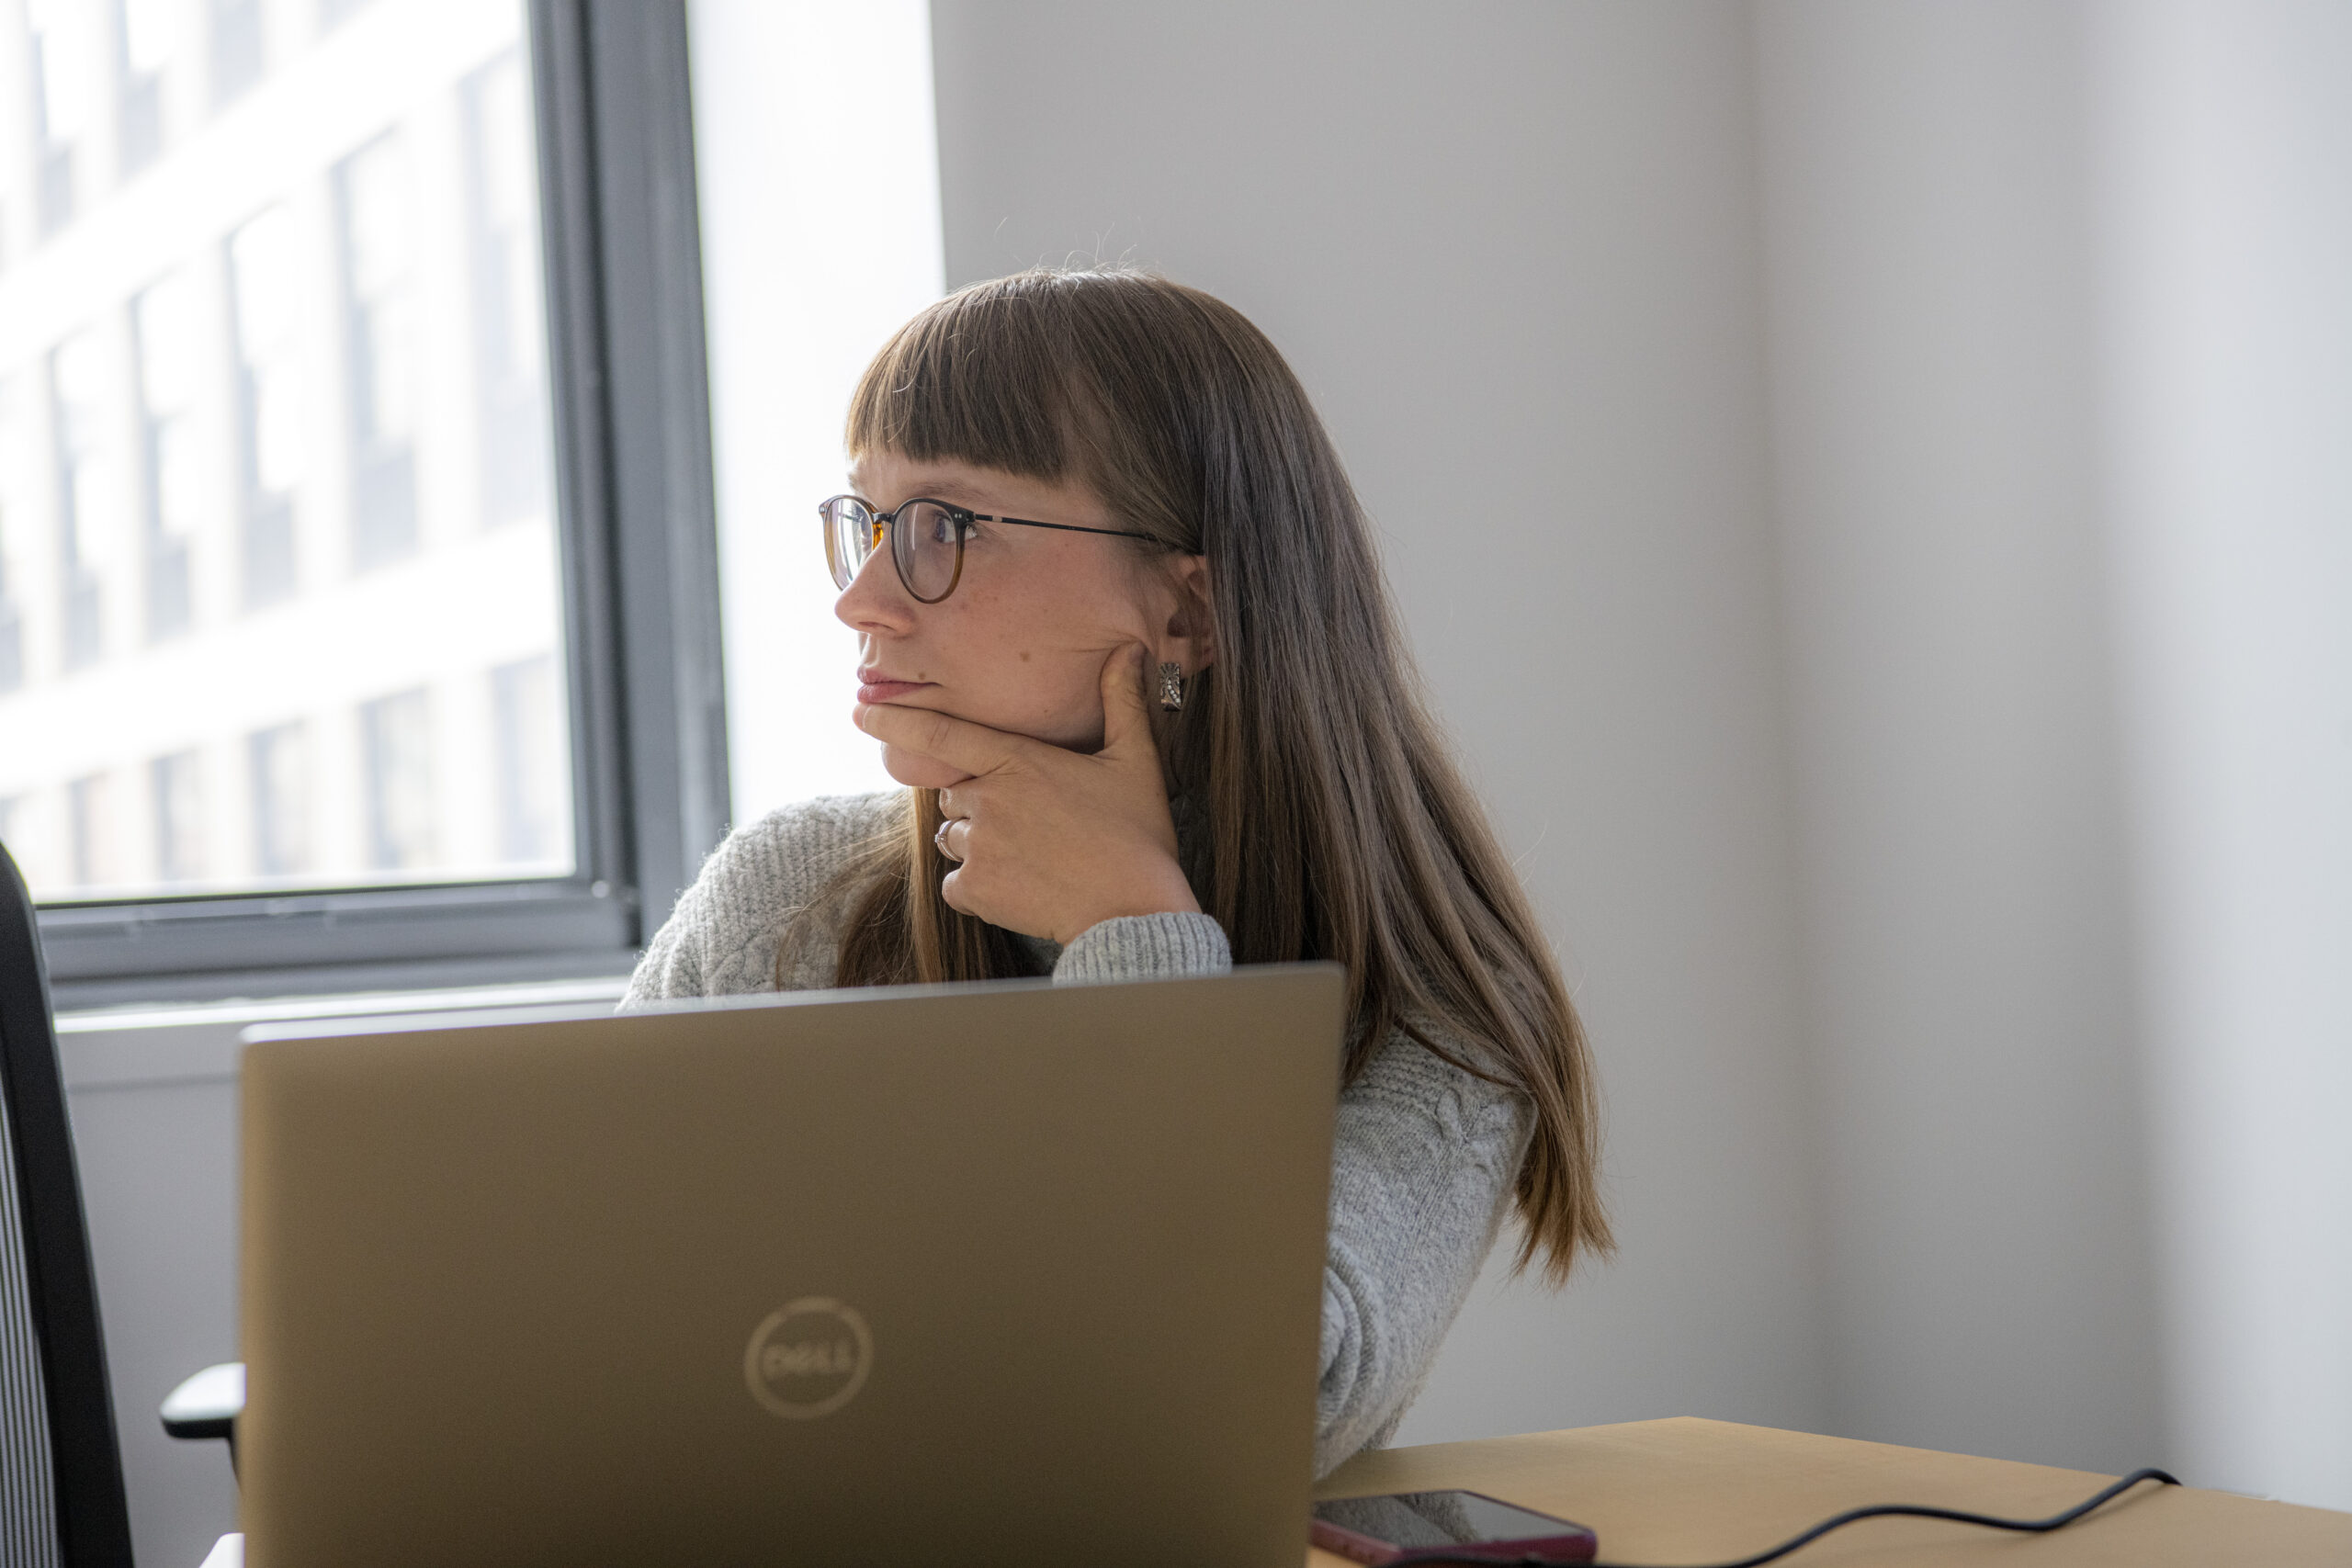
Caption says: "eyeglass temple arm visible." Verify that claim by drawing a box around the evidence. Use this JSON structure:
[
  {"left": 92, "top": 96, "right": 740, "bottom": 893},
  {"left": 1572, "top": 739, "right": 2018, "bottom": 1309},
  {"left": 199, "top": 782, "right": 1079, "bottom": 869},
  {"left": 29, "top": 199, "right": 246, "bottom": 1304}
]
[{"left": 972, "top": 514, "right": 1157, "bottom": 542}]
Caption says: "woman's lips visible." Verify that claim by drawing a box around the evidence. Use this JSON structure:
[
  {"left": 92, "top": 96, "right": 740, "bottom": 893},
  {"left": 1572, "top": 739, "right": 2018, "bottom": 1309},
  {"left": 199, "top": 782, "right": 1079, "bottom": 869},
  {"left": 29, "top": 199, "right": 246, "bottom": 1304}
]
[{"left": 857, "top": 678, "right": 933, "bottom": 704}]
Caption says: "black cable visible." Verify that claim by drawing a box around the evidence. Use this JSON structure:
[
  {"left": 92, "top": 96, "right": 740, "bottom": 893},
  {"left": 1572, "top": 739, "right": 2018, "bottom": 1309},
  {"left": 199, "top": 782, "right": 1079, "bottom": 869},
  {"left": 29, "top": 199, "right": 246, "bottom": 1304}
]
[{"left": 1382, "top": 1466, "right": 2181, "bottom": 1568}]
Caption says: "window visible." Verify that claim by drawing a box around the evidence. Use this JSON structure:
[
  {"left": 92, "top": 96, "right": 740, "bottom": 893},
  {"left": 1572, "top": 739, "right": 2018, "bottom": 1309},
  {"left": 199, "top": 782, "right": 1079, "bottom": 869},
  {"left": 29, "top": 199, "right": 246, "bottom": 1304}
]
[
  {"left": 209, "top": 0, "right": 266, "bottom": 107},
  {"left": 319, "top": 0, "right": 379, "bottom": 35},
  {"left": 464, "top": 52, "right": 553, "bottom": 526},
  {"left": 247, "top": 721, "right": 310, "bottom": 878},
  {"left": 335, "top": 131, "right": 420, "bottom": 570},
  {"left": 2, "top": 1, "right": 727, "bottom": 1005},
  {"left": 133, "top": 271, "right": 200, "bottom": 642},
  {"left": 66, "top": 773, "right": 113, "bottom": 888},
  {"left": 48, "top": 332, "right": 109, "bottom": 673},
  {"left": 27, "top": 0, "right": 89, "bottom": 236},
  {"left": 359, "top": 688, "right": 435, "bottom": 872},
  {"left": 150, "top": 749, "right": 203, "bottom": 885},
  {"left": 228, "top": 206, "right": 300, "bottom": 607},
  {"left": 0, "top": 378, "right": 26, "bottom": 694},
  {"left": 119, "top": 0, "right": 175, "bottom": 175},
  {"left": 491, "top": 654, "right": 566, "bottom": 865}
]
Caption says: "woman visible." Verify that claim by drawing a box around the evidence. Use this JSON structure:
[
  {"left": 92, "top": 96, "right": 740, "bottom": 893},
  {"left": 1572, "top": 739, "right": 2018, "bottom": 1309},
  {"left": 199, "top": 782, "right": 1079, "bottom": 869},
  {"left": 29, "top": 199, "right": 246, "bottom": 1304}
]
[{"left": 625, "top": 267, "right": 1610, "bottom": 1475}]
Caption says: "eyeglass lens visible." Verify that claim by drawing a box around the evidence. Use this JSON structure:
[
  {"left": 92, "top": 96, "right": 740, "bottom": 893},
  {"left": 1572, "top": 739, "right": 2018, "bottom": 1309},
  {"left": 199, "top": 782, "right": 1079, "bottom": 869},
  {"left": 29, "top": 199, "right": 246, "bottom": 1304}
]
[
  {"left": 822, "top": 498, "right": 963, "bottom": 603},
  {"left": 892, "top": 501, "right": 962, "bottom": 601}
]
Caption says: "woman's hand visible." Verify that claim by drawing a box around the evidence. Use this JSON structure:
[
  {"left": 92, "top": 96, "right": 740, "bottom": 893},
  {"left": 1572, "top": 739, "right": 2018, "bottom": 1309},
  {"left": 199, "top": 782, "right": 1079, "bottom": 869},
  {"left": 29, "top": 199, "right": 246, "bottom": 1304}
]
[{"left": 851, "top": 647, "right": 1201, "bottom": 945}]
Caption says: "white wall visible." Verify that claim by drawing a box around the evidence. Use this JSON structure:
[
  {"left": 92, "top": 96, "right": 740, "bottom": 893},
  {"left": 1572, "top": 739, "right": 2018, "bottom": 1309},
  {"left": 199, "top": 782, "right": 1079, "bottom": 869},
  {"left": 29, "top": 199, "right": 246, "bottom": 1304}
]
[
  {"left": 2092, "top": 0, "right": 2352, "bottom": 1508},
  {"left": 928, "top": 0, "right": 1827, "bottom": 1444},
  {"left": 1750, "top": 0, "right": 2352, "bottom": 1504},
  {"left": 1751, "top": 0, "right": 2163, "bottom": 1473}
]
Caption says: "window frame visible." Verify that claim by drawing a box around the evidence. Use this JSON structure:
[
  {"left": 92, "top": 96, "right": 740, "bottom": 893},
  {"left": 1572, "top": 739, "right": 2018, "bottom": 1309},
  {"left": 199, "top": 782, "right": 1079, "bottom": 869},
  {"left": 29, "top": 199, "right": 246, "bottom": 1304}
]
[{"left": 35, "top": 0, "right": 729, "bottom": 1010}]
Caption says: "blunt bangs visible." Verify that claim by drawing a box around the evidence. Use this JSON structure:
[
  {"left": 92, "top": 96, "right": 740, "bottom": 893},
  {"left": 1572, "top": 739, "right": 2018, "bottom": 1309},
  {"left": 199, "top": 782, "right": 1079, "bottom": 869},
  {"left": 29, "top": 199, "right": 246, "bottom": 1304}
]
[{"left": 844, "top": 276, "right": 1084, "bottom": 481}]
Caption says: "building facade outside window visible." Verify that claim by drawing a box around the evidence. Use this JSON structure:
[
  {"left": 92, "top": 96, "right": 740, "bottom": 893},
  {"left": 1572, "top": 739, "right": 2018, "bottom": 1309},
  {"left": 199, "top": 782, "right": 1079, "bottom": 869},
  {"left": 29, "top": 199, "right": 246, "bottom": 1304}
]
[
  {"left": 0, "top": 0, "right": 577, "bottom": 904},
  {"left": 0, "top": 0, "right": 726, "bottom": 1001}
]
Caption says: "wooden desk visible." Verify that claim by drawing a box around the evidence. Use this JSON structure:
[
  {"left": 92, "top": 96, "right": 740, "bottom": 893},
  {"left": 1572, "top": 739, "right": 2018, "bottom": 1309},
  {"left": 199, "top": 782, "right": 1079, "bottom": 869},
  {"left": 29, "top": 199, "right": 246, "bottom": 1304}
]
[
  {"left": 1311, "top": 1417, "right": 2352, "bottom": 1566},
  {"left": 198, "top": 1417, "right": 2352, "bottom": 1567}
]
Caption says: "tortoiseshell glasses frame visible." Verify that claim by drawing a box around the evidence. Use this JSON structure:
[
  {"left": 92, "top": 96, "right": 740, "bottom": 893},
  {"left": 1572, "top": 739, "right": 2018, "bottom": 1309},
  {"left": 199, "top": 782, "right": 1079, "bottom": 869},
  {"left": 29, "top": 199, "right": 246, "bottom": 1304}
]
[{"left": 820, "top": 494, "right": 1158, "bottom": 604}]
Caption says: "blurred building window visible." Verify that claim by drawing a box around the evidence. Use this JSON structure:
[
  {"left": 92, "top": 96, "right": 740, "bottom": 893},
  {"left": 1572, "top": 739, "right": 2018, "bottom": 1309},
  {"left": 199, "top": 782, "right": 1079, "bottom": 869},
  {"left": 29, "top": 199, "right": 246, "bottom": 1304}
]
[
  {"left": 209, "top": 0, "right": 266, "bottom": 108},
  {"left": 0, "top": 553, "right": 20, "bottom": 694},
  {"left": 336, "top": 133, "right": 418, "bottom": 570},
  {"left": 118, "top": 0, "right": 175, "bottom": 175},
  {"left": 27, "top": 0, "right": 91, "bottom": 235},
  {"left": 133, "top": 272, "right": 201, "bottom": 641},
  {"left": 464, "top": 51, "right": 551, "bottom": 525},
  {"left": 248, "top": 720, "right": 309, "bottom": 877},
  {"left": 150, "top": 749, "right": 202, "bottom": 884},
  {"left": 48, "top": 331, "right": 111, "bottom": 672},
  {"left": 361, "top": 687, "right": 434, "bottom": 872},
  {"left": 319, "top": 0, "right": 378, "bottom": 35},
  {"left": 229, "top": 206, "right": 300, "bottom": 607},
  {"left": 491, "top": 654, "right": 562, "bottom": 865},
  {"left": 0, "top": 379, "right": 24, "bottom": 695},
  {"left": 66, "top": 772, "right": 111, "bottom": 888}
]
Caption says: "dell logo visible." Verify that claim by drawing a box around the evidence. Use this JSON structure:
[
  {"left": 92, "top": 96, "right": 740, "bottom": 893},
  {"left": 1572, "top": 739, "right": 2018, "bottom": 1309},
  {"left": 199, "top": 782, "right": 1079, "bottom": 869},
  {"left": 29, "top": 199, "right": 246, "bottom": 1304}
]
[
  {"left": 744, "top": 1298, "right": 873, "bottom": 1419},
  {"left": 760, "top": 1338, "right": 856, "bottom": 1378}
]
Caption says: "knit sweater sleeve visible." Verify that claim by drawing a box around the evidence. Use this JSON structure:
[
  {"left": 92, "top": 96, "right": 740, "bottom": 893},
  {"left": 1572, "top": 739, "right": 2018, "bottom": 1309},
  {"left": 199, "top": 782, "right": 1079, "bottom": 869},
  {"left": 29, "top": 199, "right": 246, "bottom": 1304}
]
[
  {"left": 620, "top": 792, "right": 903, "bottom": 1007},
  {"left": 1046, "top": 915, "right": 1529, "bottom": 1479},
  {"left": 1312, "top": 1031, "right": 1530, "bottom": 1473}
]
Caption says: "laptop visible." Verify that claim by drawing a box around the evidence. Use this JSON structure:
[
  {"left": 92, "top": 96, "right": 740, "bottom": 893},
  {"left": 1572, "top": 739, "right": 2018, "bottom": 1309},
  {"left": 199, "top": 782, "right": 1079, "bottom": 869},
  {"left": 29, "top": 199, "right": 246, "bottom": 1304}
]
[{"left": 235, "top": 965, "right": 1342, "bottom": 1567}]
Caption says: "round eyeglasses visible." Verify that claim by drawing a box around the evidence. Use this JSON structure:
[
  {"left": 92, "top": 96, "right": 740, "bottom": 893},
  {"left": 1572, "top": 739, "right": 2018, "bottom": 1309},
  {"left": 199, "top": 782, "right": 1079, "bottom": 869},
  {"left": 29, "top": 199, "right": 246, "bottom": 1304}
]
[{"left": 820, "top": 494, "right": 1159, "bottom": 604}]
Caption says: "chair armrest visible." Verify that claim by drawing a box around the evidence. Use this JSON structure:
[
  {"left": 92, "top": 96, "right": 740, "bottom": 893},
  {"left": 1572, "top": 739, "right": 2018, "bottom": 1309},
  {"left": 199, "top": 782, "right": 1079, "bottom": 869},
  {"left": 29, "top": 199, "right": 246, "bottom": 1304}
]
[{"left": 162, "top": 1361, "right": 244, "bottom": 1442}]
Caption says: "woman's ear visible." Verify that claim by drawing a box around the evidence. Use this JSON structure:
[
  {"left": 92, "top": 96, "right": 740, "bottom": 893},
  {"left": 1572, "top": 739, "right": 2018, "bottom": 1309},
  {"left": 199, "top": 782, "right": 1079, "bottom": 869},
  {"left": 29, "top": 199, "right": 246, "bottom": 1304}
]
[{"left": 1161, "top": 554, "right": 1216, "bottom": 673}]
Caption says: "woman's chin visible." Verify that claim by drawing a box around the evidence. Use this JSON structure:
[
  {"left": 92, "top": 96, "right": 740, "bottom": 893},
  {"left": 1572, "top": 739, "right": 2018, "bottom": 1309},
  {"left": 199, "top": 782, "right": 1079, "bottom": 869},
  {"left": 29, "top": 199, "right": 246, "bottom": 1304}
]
[{"left": 879, "top": 743, "right": 970, "bottom": 790}]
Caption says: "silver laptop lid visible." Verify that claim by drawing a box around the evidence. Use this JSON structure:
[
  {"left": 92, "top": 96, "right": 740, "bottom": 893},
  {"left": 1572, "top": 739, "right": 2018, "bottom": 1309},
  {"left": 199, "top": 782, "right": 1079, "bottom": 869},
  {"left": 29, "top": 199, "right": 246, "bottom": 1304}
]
[{"left": 238, "top": 964, "right": 1342, "bottom": 1567}]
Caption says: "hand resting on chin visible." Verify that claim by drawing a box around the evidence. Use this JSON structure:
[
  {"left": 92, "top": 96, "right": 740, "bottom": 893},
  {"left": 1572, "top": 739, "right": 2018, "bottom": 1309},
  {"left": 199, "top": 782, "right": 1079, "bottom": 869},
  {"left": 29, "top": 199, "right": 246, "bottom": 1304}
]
[{"left": 851, "top": 646, "right": 1201, "bottom": 947}]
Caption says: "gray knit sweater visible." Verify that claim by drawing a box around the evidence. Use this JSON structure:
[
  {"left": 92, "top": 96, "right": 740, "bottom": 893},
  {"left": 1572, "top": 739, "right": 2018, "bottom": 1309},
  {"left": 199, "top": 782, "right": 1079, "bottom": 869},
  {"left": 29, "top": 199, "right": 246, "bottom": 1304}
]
[{"left": 622, "top": 791, "right": 1532, "bottom": 1477}]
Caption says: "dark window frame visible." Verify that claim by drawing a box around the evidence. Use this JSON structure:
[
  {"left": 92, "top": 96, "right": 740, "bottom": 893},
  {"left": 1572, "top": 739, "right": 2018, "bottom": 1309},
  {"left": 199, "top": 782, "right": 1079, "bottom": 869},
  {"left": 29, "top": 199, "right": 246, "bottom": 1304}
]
[{"left": 36, "top": 0, "right": 729, "bottom": 1010}]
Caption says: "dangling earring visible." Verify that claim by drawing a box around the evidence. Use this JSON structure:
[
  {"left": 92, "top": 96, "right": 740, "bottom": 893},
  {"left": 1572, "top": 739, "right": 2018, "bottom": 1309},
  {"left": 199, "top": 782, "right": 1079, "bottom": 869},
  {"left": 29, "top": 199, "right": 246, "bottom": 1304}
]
[{"left": 1157, "top": 660, "right": 1186, "bottom": 712}]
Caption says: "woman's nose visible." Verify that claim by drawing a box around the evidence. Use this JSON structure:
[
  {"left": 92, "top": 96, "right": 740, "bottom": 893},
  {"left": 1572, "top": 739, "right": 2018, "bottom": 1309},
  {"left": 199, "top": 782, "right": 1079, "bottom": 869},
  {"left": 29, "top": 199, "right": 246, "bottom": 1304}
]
[{"left": 834, "top": 544, "right": 913, "bottom": 632}]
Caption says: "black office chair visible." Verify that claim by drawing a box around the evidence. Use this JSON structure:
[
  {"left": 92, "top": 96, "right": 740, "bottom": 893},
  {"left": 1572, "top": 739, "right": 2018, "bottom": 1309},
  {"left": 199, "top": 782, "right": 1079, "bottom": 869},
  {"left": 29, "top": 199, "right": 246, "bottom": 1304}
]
[{"left": 0, "top": 839, "right": 137, "bottom": 1567}]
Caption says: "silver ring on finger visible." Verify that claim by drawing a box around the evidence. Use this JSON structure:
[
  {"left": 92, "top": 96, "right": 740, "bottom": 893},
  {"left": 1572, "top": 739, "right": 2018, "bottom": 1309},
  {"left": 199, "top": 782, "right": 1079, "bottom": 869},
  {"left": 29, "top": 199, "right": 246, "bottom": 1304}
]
[{"left": 933, "top": 818, "right": 958, "bottom": 861}]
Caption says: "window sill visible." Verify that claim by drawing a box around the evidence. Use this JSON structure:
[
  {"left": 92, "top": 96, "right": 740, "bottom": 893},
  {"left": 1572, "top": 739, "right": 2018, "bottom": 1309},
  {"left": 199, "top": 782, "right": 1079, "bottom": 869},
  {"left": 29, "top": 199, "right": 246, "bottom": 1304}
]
[{"left": 58, "top": 971, "right": 634, "bottom": 1093}]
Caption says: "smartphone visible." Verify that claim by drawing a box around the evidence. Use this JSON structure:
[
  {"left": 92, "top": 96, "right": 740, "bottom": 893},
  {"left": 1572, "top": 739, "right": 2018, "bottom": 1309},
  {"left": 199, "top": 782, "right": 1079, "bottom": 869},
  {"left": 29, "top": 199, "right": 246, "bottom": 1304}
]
[{"left": 1310, "top": 1490, "right": 1599, "bottom": 1564}]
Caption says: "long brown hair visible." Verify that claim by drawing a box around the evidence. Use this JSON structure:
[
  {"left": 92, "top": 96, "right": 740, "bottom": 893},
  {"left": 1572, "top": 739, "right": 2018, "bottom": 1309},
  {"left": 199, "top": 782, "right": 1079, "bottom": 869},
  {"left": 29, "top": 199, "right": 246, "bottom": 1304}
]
[{"left": 797, "top": 268, "right": 1610, "bottom": 1280}]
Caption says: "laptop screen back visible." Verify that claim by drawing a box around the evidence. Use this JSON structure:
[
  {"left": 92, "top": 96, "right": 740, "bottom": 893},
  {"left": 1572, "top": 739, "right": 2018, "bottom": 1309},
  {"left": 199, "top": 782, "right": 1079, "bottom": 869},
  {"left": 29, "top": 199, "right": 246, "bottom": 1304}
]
[{"left": 238, "top": 966, "right": 1342, "bottom": 1568}]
